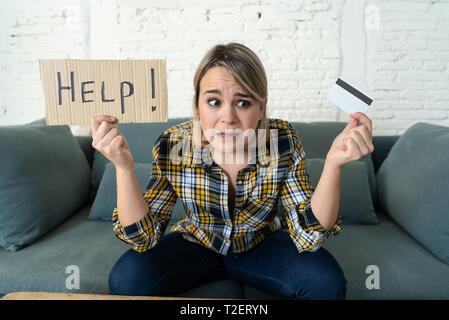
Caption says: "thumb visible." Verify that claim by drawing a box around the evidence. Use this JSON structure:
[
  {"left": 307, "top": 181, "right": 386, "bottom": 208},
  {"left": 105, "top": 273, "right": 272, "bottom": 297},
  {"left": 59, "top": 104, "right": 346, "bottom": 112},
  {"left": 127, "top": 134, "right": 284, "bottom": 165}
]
[
  {"left": 343, "top": 116, "right": 359, "bottom": 132},
  {"left": 91, "top": 114, "right": 116, "bottom": 137}
]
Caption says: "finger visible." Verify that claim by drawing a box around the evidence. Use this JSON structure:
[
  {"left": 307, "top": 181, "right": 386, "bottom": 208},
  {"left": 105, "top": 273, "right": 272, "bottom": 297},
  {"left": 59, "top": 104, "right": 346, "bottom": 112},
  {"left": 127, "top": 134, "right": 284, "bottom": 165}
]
[
  {"left": 343, "top": 117, "right": 359, "bottom": 132},
  {"left": 99, "top": 125, "right": 120, "bottom": 148},
  {"left": 110, "top": 135, "right": 125, "bottom": 150},
  {"left": 349, "top": 125, "right": 374, "bottom": 153},
  {"left": 348, "top": 130, "right": 370, "bottom": 155},
  {"left": 344, "top": 137, "right": 362, "bottom": 161},
  {"left": 93, "top": 120, "right": 114, "bottom": 143},
  {"left": 91, "top": 115, "right": 116, "bottom": 138},
  {"left": 91, "top": 115, "right": 117, "bottom": 137},
  {"left": 350, "top": 112, "right": 372, "bottom": 135}
]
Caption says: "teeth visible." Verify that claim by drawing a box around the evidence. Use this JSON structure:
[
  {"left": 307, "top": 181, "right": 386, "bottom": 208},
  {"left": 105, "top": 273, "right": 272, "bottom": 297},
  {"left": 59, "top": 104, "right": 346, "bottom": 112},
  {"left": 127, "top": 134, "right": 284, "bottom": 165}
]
[{"left": 219, "top": 133, "right": 238, "bottom": 136}]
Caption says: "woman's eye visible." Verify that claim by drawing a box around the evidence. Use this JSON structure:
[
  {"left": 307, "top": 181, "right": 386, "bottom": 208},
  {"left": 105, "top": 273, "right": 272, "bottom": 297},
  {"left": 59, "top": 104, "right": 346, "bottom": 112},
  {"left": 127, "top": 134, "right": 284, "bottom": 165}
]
[
  {"left": 237, "top": 100, "right": 251, "bottom": 108},
  {"left": 208, "top": 98, "right": 220, "bottom": 106}
]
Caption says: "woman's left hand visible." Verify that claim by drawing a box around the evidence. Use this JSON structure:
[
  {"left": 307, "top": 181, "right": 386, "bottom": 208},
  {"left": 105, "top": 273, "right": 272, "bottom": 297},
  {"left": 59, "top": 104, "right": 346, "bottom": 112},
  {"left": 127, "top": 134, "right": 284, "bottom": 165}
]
[{"left": 326, "top": 112, "right": 375, "bottom": 169}]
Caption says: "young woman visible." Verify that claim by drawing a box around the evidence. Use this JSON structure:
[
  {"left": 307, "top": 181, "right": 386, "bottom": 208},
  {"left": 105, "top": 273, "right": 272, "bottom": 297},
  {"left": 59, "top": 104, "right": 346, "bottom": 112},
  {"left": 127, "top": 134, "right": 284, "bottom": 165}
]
[{"left": 91, "top": 42, "right": 374, "bottom": 300}]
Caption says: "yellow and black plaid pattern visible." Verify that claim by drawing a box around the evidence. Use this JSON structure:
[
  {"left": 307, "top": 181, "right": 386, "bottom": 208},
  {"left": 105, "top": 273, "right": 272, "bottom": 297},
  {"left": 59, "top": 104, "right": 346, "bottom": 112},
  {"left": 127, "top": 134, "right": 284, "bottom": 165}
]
[{"left": 112, "top": 119, "right": 341, "bottom": 255}]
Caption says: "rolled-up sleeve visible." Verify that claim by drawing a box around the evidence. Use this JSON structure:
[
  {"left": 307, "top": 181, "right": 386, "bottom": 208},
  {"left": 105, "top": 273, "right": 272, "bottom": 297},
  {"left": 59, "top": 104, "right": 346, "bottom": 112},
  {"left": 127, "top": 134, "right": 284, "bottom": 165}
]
[
  {"left": 279, "top": 131, "right": 341, "bottom": 253},
  {"left": 112, "top": 135, "right": 177, "bottom": 253}
]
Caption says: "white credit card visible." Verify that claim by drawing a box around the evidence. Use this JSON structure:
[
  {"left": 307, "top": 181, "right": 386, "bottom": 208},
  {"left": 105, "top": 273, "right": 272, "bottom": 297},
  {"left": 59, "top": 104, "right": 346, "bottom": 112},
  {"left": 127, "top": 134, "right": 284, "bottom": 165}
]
[{"left": 327, "top": 78, "right": 373, "bottom": 114}]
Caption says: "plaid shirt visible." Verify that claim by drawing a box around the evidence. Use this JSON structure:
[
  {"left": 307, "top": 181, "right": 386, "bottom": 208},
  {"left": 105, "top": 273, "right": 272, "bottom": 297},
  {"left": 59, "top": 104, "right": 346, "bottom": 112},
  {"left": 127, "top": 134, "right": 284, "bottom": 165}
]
[{"left": 112, "top": 119, "right": 341, "bottom": 255}]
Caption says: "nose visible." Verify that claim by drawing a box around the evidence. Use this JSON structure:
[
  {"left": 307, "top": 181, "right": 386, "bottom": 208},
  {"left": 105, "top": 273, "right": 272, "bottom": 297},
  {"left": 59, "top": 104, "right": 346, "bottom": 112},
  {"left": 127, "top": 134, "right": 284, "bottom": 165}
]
[{"left": 219, "top": 103, "right": 237, "bottom": 125}]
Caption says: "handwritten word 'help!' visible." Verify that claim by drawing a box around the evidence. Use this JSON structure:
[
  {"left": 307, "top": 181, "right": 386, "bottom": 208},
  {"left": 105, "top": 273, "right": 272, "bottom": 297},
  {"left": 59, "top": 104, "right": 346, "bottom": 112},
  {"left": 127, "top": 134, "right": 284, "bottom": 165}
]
[{"left": 57, "top": 71, "right": 134, "bottom": 114}]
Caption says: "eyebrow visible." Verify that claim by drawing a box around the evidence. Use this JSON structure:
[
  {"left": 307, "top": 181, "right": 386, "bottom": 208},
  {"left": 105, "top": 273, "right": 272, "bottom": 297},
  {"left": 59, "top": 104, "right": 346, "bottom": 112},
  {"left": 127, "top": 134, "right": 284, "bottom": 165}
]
[{"left": 202, "top": 89, "right": 251, "bottom": 98}]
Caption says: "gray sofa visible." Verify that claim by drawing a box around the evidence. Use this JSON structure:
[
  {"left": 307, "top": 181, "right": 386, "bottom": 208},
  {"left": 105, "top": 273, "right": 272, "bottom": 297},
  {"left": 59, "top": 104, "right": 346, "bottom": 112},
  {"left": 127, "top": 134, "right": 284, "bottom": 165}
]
[{"left": 1, "top": 117, "right": 448, "bottom": 300}]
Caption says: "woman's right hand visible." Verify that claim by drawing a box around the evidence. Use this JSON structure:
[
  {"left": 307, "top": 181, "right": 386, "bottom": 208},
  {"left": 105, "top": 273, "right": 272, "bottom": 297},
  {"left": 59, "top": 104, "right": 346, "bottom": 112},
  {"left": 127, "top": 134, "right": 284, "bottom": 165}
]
[{"left": 91, "top": 115, "right": 134, "bottom": 170}]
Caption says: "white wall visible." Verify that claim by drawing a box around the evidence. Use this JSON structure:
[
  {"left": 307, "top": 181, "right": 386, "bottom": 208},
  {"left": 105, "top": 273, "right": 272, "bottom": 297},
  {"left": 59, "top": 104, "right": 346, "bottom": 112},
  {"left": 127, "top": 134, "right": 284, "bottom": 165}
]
[{"left": 0, "top": 0, "right": 448, "bottom": 136}]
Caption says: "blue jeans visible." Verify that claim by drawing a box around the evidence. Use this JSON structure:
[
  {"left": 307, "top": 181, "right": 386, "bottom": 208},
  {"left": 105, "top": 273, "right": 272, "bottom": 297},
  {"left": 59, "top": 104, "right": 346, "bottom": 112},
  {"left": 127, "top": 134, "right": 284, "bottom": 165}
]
[{"left": 109, "top": 231, "right": 347, "bottom": 300}]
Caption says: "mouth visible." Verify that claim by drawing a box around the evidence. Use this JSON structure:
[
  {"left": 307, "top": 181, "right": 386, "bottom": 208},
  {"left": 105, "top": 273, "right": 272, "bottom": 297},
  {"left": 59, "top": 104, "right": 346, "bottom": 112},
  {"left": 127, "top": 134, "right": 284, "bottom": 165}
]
[
  {"left": 217, "top": 132, "right": 240, "bottom": 137},
  {"left": 216, "top": 129, "right": 242, "bottom": 140}
]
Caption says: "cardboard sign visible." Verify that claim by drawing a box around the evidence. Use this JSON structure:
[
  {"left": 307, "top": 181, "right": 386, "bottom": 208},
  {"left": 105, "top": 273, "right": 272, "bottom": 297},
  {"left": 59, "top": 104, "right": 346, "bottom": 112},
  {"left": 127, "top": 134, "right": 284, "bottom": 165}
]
[{"left": 39, "top": 59, "right": 168, "bottom": 125}]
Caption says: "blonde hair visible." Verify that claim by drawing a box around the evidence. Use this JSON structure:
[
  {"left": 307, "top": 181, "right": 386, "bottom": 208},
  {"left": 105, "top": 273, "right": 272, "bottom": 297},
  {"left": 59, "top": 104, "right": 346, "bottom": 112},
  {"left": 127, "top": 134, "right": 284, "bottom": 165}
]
[{"left": 191, "top": 42, "right": 269, "bottom": 147}]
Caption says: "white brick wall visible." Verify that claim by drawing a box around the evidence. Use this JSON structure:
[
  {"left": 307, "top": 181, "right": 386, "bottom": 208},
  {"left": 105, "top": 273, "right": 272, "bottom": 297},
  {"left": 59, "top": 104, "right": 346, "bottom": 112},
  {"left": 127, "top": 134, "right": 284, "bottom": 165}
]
[
  {"left": 0, "top": 0, "right": 89, "bottom": 132},
  {"left": 366, "top": 0, "right": 449, "bottom": 135},
  {"left": 1, "top": 0, "right": 448, "bottom": 136}
]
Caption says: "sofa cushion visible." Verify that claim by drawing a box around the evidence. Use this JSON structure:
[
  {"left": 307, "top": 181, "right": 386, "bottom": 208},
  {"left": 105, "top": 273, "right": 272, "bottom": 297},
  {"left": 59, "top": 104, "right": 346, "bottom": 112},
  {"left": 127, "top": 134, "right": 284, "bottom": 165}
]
[
  {"left": 246, "top": 211, "right": 449, "bottom": 300},
  {"left": 290, "top": 122, "right": 377, "bottom": 205},
  {"left": 27, "top": 117, "right": 95, "bottom": 168},
  {"left": 0, "top": 205, "right": 130, "bottom": 294},
  {"left": 27, "top": 117, "right": 46, "bottom": 125},
  {"left": 88, "top": 162, "right": 186, "bottom": 224},
  {"left": 323, "top": 211, "right": 449, "bottom": 299},
  {"left": 376, "top": 122, "right": 449, "bottom": 264},
  {"left": 0, "top": 124, "right": 90, "bottom": 251},
  {"left": 0, "top": 204, "right": 244, "bottom": 299},
  {"left": 305, "top": 158, "right": 378, "bottom": 224},
  {"left": 89, "top": 118, "right": 191, "bottom": 203}
]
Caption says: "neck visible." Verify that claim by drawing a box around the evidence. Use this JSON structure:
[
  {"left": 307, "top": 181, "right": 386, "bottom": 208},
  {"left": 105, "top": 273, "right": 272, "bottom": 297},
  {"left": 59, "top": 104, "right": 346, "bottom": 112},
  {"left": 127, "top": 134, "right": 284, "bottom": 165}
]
[{"left": 210, "top": 148, "right": 249, "bottom": 166}]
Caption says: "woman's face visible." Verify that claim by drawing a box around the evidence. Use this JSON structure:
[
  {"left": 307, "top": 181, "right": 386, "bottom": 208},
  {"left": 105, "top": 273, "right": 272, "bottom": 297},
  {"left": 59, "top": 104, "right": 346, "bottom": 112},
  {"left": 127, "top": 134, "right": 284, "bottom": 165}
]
[{"left": 196, "top": 66, "right": 265, "bottom": 157}]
